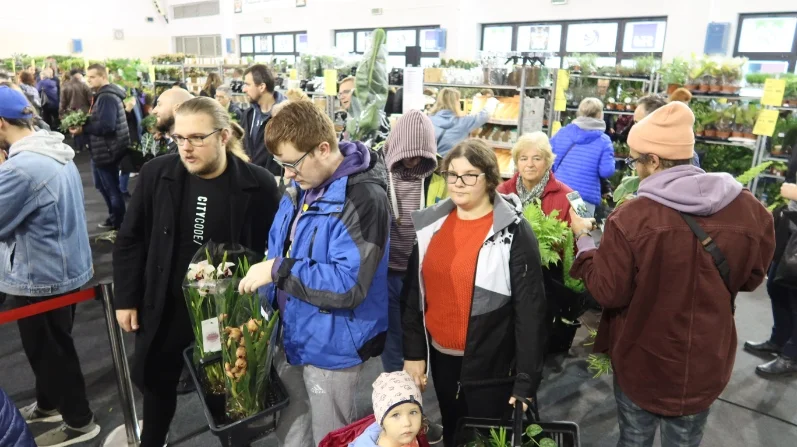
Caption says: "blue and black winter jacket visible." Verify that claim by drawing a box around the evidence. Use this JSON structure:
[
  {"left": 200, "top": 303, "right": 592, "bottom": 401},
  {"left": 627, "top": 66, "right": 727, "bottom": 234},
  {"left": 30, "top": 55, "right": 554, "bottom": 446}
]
[
  {"left": 264, "top": 142, "right": 390, "bottom": 370},
  {"left": 0, "top": 388, "right": 35, "bottom": 447}
]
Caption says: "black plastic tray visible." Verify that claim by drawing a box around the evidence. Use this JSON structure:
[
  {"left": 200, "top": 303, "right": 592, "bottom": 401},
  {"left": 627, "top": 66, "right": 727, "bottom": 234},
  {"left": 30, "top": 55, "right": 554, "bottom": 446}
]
[{"left": 183, "top": 347, "right": 290, "bottom": 447}]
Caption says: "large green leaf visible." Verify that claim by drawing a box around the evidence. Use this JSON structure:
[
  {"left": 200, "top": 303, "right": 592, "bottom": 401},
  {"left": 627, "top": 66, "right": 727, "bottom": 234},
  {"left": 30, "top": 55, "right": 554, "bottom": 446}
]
[
  {"left": 613, "top": 175, "right": 640, "bottom": 206},
  {"left": 346, "top": 29, "right": 389, "bottom": 143}
]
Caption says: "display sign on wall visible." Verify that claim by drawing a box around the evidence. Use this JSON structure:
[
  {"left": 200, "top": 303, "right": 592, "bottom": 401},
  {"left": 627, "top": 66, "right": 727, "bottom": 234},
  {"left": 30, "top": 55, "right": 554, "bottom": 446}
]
[
  {"left": 738, "top": 17, "right": 797, "bottom": 53},
  {"left": 622, "top": 21, "right": 666, "bottom": 52},
  {"left": 565, "top": 22, "right": 618, "bottom": 53}
]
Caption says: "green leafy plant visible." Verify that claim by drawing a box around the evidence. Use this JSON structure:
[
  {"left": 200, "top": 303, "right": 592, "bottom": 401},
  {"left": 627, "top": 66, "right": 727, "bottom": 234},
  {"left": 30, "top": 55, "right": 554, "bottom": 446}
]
[
  {"left": 522, "top": 201, "right": 584, "bottom": 292},
  {"left": 632, "top": 56, "right": 657, "bottom": 77},
  {"left": 346, "top": 28, "right": 389, "bottom": 143},
  {"left": 734, "top": 161, "right": 773, "bottom": 185},
  {"left": 141, "top": 114, "right": 157, "bottom": 131},
  {"left": 659, "top": 57, "right": 689, "bottom": 85},
  {"left": 587, "top": 353, "right": 613, "bottom": 378},
  {"left": 58, "top": 110, "right": 89, "bottom": 133},
  {"left": 483, "top": 424, "right": 558, "bottom": 447},
  {"left": 612, "top": 175, "right": 640, "bottom": 206}
]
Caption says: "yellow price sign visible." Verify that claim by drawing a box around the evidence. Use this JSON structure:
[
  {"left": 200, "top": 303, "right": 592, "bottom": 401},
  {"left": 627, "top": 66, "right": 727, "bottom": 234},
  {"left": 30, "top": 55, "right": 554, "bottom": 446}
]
[
  {"left": 557, "top": 69, "right": 570, "bottom": 90},
  {"left": 148, "top": 65, "right": 156, "bottom": 85},
  {"left": 761, "top": 79, "right": 786, "bottom": 107},
  {"left": 753, "top": 109, "right": 779, "bottom": 137},
  {"left": 554, "top": 86, "right": 567, "bottom": 111},
  {"left": 323, "top": 69, "right": 338, "bottom": 96},
  {"left": 551, "top": 121, "right": 562, "bottom": 136},
  {"left": 289, "top": 69, "right": 298, "bottom": 81}
]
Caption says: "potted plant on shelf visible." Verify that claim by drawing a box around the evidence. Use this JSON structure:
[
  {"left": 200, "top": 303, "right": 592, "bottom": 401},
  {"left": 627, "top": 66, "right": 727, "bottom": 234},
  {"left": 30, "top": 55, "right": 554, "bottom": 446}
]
[
  {"left": 694, "top": 115, "right": 705, "bottom": 137},
  {"left": 632, "top": 56, "right": 657, "bottom": 79},
  {"left": 703, "top": 111, "right": 719, "bottom": 138},
  {"left": 743, "top": 104, "right": 759, "bottom": 140},
  {"left": 705, "top": 59, "right": 722, "bottom": 93},
  {"left": 720, "top": 58, "right": 745, "bottom": 94},
  {"left": 686, "top": 58, "right": 704, "bottom": 92},
  {"left": 731, "top": 105, "right": 745, "bottom": 138},
  {"left": 605, "top": 97, "right": 616, "bottom": 110},
  {"left": 716, "top": 106, "right": 734, "bottom": 140},
  {"left": 660, "top": 57, "right": 689, "bottom": 94}
]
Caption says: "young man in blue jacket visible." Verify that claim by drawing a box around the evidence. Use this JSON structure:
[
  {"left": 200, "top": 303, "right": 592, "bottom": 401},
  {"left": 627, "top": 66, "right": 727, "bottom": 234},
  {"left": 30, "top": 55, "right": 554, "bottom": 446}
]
[
  {"left": 0, "top": 86, "right": 98, "bottom": 447},
  {"left": 239, "top": 101, "right": 390, "bottom": 447}
]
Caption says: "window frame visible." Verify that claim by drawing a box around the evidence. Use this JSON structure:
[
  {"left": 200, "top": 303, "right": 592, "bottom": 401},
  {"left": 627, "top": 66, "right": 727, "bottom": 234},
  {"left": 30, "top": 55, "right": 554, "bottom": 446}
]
[
  {"left": 334, "top": 25, "right": 441, "bottom": 62},
  {"left": 239, "top": 31, "right": 308, "bottom": 62},
  {"left": 733, "top": 12, "right": 797, "bottom": 73},
  {"left": 480, "top": 16, "right": 667, "bottom": 68},
  {"left": 174, "top": 35, "right": 222, "bottom": 57}
]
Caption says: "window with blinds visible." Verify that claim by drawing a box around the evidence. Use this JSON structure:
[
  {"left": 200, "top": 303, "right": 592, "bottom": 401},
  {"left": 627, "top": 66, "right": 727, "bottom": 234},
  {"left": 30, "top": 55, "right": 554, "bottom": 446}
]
[
  {"left": 175, "top": 35, "right": 222, "bottom": 57},
  {"left": 173, "top": 1, "right": 220, "bottom": 20}
]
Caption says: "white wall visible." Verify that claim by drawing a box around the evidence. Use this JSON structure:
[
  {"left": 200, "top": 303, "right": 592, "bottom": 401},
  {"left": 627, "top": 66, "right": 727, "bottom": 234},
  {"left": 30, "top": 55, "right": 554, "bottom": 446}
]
[
  {"left": 0, "top": 0, "right": 170, "bottom": 60},
  {"left": 3, "top": 0, "right": 795, "bottom": 62}
]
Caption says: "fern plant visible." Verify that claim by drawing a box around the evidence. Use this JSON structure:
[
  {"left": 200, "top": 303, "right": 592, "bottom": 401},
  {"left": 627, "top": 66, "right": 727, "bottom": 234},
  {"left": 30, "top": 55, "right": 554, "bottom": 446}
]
[
  {"left": 522, "top": 201, "right": 585, "bottom": 292},
  {"left": 734, "top": 161, "right": 773, "bottom": 185}
]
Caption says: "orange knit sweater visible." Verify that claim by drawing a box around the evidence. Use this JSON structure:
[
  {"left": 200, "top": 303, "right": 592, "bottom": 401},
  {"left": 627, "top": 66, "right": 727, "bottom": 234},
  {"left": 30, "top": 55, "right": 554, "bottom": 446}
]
[{"left": 422, "top": 210, "right": 493, "bottom": 351}]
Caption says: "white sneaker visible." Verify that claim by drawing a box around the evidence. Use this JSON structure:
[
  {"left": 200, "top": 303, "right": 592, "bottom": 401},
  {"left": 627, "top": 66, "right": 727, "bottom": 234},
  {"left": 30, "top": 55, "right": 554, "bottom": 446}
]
[
  {"left": 34, "top": 421, "right": 101, "bottom": 447},
  {"left": 18, "top": 402, "right": 63, "bottom": 424}
]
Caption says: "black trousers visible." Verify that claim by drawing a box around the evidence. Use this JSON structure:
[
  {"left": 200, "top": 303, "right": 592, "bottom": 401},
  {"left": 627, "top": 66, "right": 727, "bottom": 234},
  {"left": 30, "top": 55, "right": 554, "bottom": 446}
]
[
  {"left": 430, "top": 348, "right": 468, "bottom": 447},
  {"left": 15, "top": 291, "right": 93, "bottom": 428},
  {"left": 41, "top": 106, "right": 60, "bottom": 131},
  {"left": 139, "top": 296, "right": 193, "bottom": 447}
]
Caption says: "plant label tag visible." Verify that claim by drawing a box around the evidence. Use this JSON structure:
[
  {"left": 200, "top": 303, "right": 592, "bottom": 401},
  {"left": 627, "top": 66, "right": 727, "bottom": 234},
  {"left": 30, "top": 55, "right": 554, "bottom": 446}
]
[
  {"left": 261, "top": 307, "right": 271, "bottom": 321},
  {"left": 202, "top": 317, "right": 222, "bottom": 353}
]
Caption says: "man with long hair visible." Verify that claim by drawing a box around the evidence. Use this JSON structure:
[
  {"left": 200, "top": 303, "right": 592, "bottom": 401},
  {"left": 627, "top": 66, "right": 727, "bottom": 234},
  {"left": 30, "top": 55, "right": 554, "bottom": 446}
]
[{"left": 113, "top": 97, "right": 280, "bottom": 446}]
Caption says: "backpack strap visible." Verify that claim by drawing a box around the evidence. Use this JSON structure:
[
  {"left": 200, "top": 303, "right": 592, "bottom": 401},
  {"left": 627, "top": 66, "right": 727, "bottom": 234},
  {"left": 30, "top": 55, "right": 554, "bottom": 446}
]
[
  {"left": 552, "top": 143, "right": 577, "bottom": 173},
  {"left": 679, "top": 212, "right": 736, "bottom": 314}
]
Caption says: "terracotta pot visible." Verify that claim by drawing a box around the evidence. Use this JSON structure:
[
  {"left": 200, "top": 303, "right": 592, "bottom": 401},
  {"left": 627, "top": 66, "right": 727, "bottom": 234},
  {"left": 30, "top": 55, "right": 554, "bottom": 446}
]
[
  {"left": 731, "top": 131, "right": 744, "bottom": 138},
  {"left": 685, "top": 84, "right": 699, "bottom": 92},
  {"left": 667, "top": 84, "right": 680, "bottom": 94},
  {"left": 722, "top": 85, "right": 736, "bottom": 93},
  {"left": 716, "top": 131, "right": 731, "bottom": 139},
  {"left": 699, "top": 84, "right": 710, "bottom": 93},
  {"left": 704, "top": 130, "right": 717, "bottom": 137},
  {"left": 695, "top": 131, "right": 704, "bottom": 137},
  {"left": 709, "top": 84, "right": 722, "bottom": 93},
  {"left": 744, "top": 132, "right": 756, "bottom": 140},
  {"left": 627, "top": 104, "right": 637, "bottom": 111},
  {"left": 605, "top": 103, "right": 615, "bottom": 110}
]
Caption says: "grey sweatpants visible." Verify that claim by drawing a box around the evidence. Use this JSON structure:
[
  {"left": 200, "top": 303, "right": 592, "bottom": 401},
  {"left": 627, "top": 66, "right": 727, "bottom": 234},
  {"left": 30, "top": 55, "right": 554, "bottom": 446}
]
[{"left": 274, "top": 347, "right": 364, "bottom": 447}]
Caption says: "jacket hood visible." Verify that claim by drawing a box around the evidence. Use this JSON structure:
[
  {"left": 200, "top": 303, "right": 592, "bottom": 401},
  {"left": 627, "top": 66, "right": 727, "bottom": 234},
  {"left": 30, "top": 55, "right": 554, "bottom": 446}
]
[
  {"left": 97, "top": 83, "right": 127, "bottom": 100},
  {"left": 637, "top": 165, "right": 742, "bottom": 216},
  {"left": 413, "top": 191, "right": 522, "bottom": 235},
  {"left": 431, "top": 110, "right": 457, "bottom": 130},
  {"left": 384, "top": 110, "right": 438, "bottom": 177},
  {"left": 8, "top": 129, "right": 76, "bottom": 164},
  {"left": 317, "top": 141, "right": 387, "bottom": 192},
  {"left": 567, "top": 117, "right": 606, "bottom": 144},
  {"left": 350, "top": 422, "right": 381, "bottom": 447}
]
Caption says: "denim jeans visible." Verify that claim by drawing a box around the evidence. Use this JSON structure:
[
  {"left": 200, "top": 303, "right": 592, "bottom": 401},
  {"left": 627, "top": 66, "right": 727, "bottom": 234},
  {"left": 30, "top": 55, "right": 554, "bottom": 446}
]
[
  {"left": 91, "top": 160, "right": 126, "bottom": 229},
  {"left": 381, "top": 272, "right": 405, "bottom": 373},
  {"left": 119, "top": 171, "right": 130, "bottom": 195},
  {"left": 614, "top": 377, "right": 709, "bottom": 447},
  {"left": 766, "top": 262, "right": 797, "bottom": 358},
  {"left": 584, "top": 202, "right": 597, "bottom": 218}
]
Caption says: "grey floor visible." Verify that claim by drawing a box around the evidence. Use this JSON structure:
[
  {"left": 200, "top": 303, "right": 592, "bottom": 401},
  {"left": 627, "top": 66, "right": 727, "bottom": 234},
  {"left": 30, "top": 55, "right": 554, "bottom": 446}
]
[{"left": 1, "top": 151, "right": 796, "bottom": 447}]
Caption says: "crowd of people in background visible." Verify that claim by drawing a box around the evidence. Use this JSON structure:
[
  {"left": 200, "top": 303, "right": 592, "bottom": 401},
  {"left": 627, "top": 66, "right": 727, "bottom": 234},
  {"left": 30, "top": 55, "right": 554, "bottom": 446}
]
[{"left": 0, "top": 59, "right": 791, "bottom": 447}]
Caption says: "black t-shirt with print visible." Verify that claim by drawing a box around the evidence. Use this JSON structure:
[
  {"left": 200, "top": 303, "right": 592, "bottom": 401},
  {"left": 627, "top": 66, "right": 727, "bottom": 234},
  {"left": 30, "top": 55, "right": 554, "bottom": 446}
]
[{"left": 171, "top": 165, "right": 234, "bottom": 299}]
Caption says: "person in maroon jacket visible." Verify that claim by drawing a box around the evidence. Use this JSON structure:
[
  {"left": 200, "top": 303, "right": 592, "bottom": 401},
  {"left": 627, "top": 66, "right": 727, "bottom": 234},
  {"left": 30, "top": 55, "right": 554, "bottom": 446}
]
[
  {"left": 497, "top": 131, "right": 572, "bottom": 224},
  {"left": 569, "top": 102, "right": 775, "bottom": 447}
]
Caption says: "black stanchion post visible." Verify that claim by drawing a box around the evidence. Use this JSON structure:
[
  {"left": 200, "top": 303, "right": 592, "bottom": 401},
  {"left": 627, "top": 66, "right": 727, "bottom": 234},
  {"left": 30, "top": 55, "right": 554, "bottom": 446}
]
[{"left": 98, "top": 283, "right": 142, "bottom": 446}]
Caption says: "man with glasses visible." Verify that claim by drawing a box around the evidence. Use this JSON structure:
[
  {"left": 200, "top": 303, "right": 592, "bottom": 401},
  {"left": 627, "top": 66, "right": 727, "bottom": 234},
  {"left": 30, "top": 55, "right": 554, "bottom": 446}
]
[
  {"left": 569, "top": 102, "right": 774, "bottom": 447},
  {"left": 239, "top": 101, "right": 390, "bottom": 447},
  {"left": 113, "top": 97, "right": 280, "bottom": 446}
]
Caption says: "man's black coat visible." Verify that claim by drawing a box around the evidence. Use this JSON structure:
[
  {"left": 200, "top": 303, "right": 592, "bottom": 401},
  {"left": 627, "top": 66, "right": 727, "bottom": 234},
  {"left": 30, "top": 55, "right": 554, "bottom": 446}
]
[{"left": 112, "top": 153, "right": 280, "bottom": 389}]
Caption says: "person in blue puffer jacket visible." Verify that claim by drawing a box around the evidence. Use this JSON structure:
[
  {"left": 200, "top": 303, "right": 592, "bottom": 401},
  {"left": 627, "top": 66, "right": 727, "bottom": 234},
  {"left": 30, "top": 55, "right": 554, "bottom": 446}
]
[
  {"left": 550, "top": 97, "right": 616, "bottom": 216},
  {"left": 0, "top": 388, "right": 35, "bottom": 447},
  {"left": 36, "top": 68, "right": 60, "bottom": 130},
  {"left": 429, "top": 88, "right": 498, "bottom": 156},
  {"left": 238, "top": 101, "right": 391, "bottom": 447}
]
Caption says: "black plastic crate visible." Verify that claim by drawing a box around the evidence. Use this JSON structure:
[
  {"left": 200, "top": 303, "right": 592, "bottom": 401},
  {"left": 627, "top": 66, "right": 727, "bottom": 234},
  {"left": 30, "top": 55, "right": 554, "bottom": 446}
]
[
  {"left": 455, "top": 404, "right": 580, "bottom": 447},
  {"left": 183, "top": 347, "right": 290, "bottom": 447}
]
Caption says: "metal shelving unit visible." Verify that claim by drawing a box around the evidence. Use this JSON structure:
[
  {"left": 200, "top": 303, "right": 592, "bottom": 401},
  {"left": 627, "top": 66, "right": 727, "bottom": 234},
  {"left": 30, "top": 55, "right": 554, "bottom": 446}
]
[{"left": 749, "top": 104, "right": 796, "bottom": 196}]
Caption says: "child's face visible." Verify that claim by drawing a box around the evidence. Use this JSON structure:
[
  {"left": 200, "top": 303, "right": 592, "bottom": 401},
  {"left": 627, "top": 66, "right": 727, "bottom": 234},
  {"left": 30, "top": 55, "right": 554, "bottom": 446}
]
[{"left": 382, "top": 403, "right": 422, "bottom": 446}]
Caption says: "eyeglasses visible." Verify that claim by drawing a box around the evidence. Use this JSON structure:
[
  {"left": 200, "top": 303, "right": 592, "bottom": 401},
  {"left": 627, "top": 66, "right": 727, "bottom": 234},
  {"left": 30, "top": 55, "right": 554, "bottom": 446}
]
[
  {"left": 442, "top": 171, "right": 485, "bottom": 186},
  {"left": 275, "top": 147, "right": 316, "bottom": 175},
  {"left": 624, "top": 155, "right": 648, "bottom": 170},
  {"left": 173, "top": 129, "right": 221, "bottom": 147}
]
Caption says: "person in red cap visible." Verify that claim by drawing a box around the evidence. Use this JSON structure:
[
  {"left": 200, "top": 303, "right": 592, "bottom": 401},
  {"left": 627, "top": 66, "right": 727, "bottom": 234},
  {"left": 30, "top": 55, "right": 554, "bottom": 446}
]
[
  {"left": 568, "top": 101, "right": 775, "bottom": 447},
  {"left": 0, "top": 85, "right": 98, "bottom": 447}
]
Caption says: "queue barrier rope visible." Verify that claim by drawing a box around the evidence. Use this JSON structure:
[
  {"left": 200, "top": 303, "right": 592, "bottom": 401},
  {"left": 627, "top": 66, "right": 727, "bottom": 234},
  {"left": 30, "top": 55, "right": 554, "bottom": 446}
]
[{"left": 0, "top": 288, "right": 97, "bottom": 325}]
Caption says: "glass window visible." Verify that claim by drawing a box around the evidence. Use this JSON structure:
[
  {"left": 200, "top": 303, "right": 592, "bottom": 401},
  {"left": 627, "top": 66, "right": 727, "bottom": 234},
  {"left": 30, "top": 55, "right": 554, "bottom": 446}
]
[
  {"left": 296, "top": 34, "right": 309, "bottom": 53},
  {"left": 184, "top": 37, "right": 199, "bottom": 56},
  {"left": 517, "top": 25, "right": 562, "bottom": 52},
  {"left": 543, "top": 57, "right": 561, "bottom": 69},
  {"left": 240, "top": 36, "right": 254, "bottom": 53},
  {"left": 254, "top": 35, "right": 272, "bottom": 53},
  {"left": 336, "top": 32, "right": 355, "bottom": 53},
  {"left": 274, "top": 34, "right": 294, "bottom": 53},
  {"left": 387, "top": 29, "right": 417, "bottom": 52},
  {"left": 745, "top": 60, "right": 790, "bottom": 74},
  {"left": 737, "top": 17, "right": 797, "bottom": 53},
  {"left": 254, "top": 55, "right": 271, "bottom": 63},
  {"left": 622, "top": 21, "right": 667, "bottom": 53},
  {"left": 566, "top": 22, "right": 618, "bottom": 53},
  {"left": 387, "top": 55, "right": 406, "bottom": 70},
  {"left": 356, "top": 31, "right": 372, "bottom": 53},
  {"left": 421, "top": 57, "right": 441, "bottom": 68},
  {"left": 272, "top": 55, "right": 296, "bottom": 65},
  {"left": 483, "top": 26, "right": 513, "bottom": 52}
]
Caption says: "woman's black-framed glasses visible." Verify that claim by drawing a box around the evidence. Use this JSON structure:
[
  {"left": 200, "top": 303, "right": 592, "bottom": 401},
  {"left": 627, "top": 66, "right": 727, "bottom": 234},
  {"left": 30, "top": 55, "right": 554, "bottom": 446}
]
[
  {"left": 173, "top": 129, "right": 221, "bottom": 147},
  {"left": 275, "top": 147, "right": 316, "bottom": 175},
  {"left": 442, "top": 171, "right": 485, "bottom": 186}
]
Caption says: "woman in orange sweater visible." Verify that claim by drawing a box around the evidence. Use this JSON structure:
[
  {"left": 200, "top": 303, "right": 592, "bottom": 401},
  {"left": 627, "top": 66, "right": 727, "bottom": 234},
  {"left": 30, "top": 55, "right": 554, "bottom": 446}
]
[{"left": 401, "top": 140, "right": 548, "bottom": 446}]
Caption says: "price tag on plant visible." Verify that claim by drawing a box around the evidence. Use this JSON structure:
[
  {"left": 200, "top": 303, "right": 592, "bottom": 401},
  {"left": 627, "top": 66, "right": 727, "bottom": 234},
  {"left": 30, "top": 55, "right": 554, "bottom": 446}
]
[
  {"left": 324, "top": 69, "right": 338, "bottom": 96},
  {"left": 202, "top": 317, "right": 222, "bottom": 353},
  {"left": 753, "top": 109, "right": 779, "bottom": 137},
  {"left": 761, "top": 79, "right": 786, "bottom": 107}
]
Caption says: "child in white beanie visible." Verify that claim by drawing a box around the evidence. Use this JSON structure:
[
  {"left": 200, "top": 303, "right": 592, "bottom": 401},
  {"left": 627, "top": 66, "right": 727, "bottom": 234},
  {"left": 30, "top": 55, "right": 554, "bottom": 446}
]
[{"left": 349, "top": 371, "right": 426, "bottom": 447}]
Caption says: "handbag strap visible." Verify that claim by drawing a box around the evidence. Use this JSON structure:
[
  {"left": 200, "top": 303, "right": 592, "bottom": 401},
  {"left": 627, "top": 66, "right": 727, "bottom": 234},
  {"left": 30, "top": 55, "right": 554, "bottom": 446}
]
[
  {"left": 552, "top": 143, "right": 577, "bottom": 173},
  {"left": 436, "top": 128, "right": 448, "bottom": 146},
  {"left": 679, "top": 212, "right": 736, "bottom": 314}
]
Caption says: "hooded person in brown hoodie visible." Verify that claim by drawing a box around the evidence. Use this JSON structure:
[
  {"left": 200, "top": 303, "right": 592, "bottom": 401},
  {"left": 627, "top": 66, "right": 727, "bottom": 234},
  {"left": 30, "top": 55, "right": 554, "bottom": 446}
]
[
  {"left": 382, "top": 110, "right": 447, "bottom": 374},
  {"left": 569, "top": 102, "right": 774, "bottom": 447}
]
